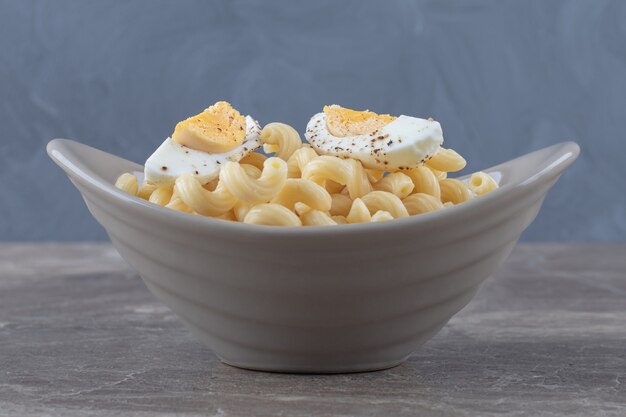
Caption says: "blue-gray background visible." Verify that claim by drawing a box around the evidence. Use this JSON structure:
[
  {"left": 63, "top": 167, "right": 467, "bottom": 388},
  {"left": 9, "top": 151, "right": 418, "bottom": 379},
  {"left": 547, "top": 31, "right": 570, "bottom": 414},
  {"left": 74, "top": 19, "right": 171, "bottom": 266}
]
[{"left": 1, "top": 0, "right": 624, "bottom": 241}]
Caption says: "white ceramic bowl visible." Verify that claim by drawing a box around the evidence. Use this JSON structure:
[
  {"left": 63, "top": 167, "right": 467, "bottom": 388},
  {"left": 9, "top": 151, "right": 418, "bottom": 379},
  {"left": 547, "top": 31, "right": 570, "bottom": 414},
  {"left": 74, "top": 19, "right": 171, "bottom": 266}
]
[{"left": 48, "top": 139, "right": 579, "bottom": 373}]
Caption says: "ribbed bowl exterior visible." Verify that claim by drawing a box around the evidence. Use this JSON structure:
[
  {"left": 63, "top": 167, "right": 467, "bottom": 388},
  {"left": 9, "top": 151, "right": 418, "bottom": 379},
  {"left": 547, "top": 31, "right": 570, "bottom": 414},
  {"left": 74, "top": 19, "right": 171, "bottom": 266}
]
[
  {"left": 50, "top": 139, "right": 578, "bottom": 373},
  {"left": 72, "top": 177, "right": 552, "bottom": 372}
]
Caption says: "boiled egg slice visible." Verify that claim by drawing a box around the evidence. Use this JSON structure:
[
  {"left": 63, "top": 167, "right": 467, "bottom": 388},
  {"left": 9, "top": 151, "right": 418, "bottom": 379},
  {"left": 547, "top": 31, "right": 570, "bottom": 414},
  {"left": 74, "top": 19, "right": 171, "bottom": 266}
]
[
  {"left": 305, "top": 105, "right": 443, "bottom": 170},
  {"left": 145, "top": 102, "right": 261, "bottom": 186}
]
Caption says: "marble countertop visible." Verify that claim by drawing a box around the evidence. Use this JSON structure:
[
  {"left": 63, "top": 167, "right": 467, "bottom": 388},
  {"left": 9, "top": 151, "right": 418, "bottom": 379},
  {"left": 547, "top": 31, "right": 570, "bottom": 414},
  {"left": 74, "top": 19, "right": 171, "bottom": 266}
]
[{"left": 0, "top": 243, "right": 624, "bottom": 416}]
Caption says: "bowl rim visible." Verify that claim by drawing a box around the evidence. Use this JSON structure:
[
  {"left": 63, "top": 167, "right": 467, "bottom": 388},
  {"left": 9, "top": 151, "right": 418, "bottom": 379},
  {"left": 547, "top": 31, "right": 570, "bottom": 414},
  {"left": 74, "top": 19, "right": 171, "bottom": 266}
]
[{"left": 48, "top": 139, "right": 580, "bottom": 239}]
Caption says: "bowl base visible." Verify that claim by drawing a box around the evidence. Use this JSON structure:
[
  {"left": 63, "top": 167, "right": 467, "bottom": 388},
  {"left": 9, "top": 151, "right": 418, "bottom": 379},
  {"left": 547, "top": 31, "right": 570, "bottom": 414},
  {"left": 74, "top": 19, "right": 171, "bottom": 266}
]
[{"left": 217, "top": 356, "right": 409, "bottom": 374}]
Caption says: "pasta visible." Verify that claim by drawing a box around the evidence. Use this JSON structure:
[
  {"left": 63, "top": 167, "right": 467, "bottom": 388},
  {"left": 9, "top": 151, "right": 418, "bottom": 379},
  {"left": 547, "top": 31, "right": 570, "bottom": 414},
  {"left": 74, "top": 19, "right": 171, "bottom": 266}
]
[
  {"left": 371, "top": 210, "right": 394, "bottom": 222},
  {"left": 403, "top": 193, "right": 444, "bottom": 215},
  {"left": 239, "top": 152, "right": 267, "bottom": 170},
  {"left": 138, "top": 182, "right": 157, "bottom": 200},
  {"left": 174, "top": 175, "right": 237, "bottom": 216},
  {"left": 425, "top": 147, "right": 467, "bottom": 172},
  {"left": 300, "top": 209, "right": 337, "bottom": 226},
  {"left": 217, "top": 210, "right": 237, "bottom": 221},
  {"left": 233, "top": 200, "right": 253, "bottom": 222},
  {"left": 361, "top": 191, "right": 409, "bottom": 218},
  {"left": 469, "top": 172, "right": 498, "bottom": 196},
  {"left": 165, "top": 193, "right": 194, "bottom": 214},
  {"left": 428, "top": 167, "right": 447, "bottom": 180},
  {"left": 301, "top": 156, "right": 372, "bottom": 199},
  {"left": 244, "top": 203, "right": 302, "bottom": 226},
  {"left": 219, "top": 157, "right": 287, "bottom": 204},
  {"left": 115, "top": 173, "right": 138, "bottom": 195},
  {"left": 439, "top": 179, "right": 474, "bottom": 205},
  {"left": 149, "top": 185, "right": 174, "bottom": 206},
  {"left": 115, "top": 119, "right": 499, "bottom": 227},
  {"left": 329, "top": 193, "right": 353, "bottom": 217},
  {"left": 271, "top": 179, "right": 332, "bottom": 211},
  {"left": 405, "top": 165, "right": 441, "bottom": 199},
  {"left": 325, "top": 180, "right": 345, "bottom": 194},
  {"left": 366, "top": 169, "right": 385, "bottom": 183},
  {"left": 261, "top": 122, "right": 302, "bottom": 160},
  {"left": 373, "top": 172, "right": 414, "bottom": 199},
  {"left": 203, "top": 178, "right": 219, "bottom": 192},
  {"left": 331, "top": 215, "right": 348, "bottom": 224},
  {"left": 287, "top": 146, "right": 318, "bottom": 178},
  {"left": 346, "top": 198, "right": 372, "bottom": 223}
]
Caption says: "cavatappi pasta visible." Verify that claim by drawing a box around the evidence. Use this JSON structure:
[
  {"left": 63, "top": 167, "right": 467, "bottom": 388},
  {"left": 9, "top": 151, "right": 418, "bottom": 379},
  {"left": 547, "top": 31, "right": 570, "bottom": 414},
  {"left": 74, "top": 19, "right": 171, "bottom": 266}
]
[{"left": 115, "top": 121, "right": 498, "bottom": 226}]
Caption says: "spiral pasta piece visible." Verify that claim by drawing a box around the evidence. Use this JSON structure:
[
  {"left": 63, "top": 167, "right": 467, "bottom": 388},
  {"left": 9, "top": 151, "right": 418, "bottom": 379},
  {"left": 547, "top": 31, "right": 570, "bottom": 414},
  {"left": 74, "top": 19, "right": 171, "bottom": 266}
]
[
  {"left": 203, "top": 178, "right": 219, "bottom": 192},
  {"left": 345, "top": 158, "right": 373, "bottom": 199},
  {"left": 331, "top": 215, "right": 348, "bottom": 224},
  {"left": 165, "top": 193, "right": 194, "bottom": 214},
  {"left": 115, "top": 173, "right": 138, "bottom": 195},
  {"left": 302, "top": 155, "right": 351, "bottom": 185},
  {"left": 137, "top": 182, "right": 158, "bottom": 200},
  {"left": 403, "top": 193, "right": 444, "bottom": 215},
  {"left": 361, "top": 191, "right": 409, "bottom": 218},
  {"left": 261, "top": 122, "right": 303, "bottom": 160},
  {"left": 271, "top": 179, "right": 332, "bottom": 211},
  {"left": 241, "top": 164, "right": 262, "bottom": 178},
  {"left": 366, "top": 169, "right": 385, "bottom": 183},
  {"left": 287, "top": 146, "right": 318, "bottom": 178},
  {"left": 220, "top": 157, "right": 287, "bottom": 204},
  {"left": 174, "top": 174, "right": 237, "bottom": 216},
  {"left": 239, "top": 152, "right": 267, "bottom": 170},
  {"left": 300, "top": 209, "right": 338, "bottom": 226},
  {"left": 371, "top": 210, "right": 394, "bottom": 222},
  {"left": 346, "top": 198, "right": 372, "bottom": 224},
  {"left": 329, "top": 193, "right": 352, "bottom": 217},
  {"left": 233, "top": 201, "right": 253, "bottom": 222},
  {"left": 405, "top": 165, "right": 441, "bottom": 199},
  {"left": 217, "top": 210, "right": 237, "bottom": 221},
  {"left": 325, "top": 180, "right": 345, "bottom": 194},
  {"left": 302, "top": 156, "right": 372, "bottom": 200},
  {"left": 439, "top": 179, "right": 474, "bottom": 204},
  {"left": 428, "top": 167, "right": 447, "bottom": 180},
  {"left": 425, "top": 147, "right": 467, "bottom": 172},
  {"left": 373, "top": 172, "right": 414, "bottom": 199},
  {"left": 149, "top": 185, "right": 174, "bottom": 206},
  {"left": 244, "top": 203, "right": 302, "bottom": 226},
  {"left": 469, "top": 172, "right": 498, "bottom": 196}
]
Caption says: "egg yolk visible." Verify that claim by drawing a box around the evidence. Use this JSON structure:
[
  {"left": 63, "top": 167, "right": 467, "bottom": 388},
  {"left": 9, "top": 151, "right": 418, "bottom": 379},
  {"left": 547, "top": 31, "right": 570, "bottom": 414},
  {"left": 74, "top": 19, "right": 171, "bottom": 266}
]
[
  {"left": 172, "top": 101, "right": 246, "bottom": 154},
  {"left": 324, "top": 105, "right": 397, "bottom": 137}
]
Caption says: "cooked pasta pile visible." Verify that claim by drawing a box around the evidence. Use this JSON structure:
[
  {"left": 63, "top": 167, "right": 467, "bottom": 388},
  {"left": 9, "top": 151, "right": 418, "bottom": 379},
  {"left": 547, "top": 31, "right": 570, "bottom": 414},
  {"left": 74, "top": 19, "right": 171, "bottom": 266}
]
[{"left": 115, "top": 122, "right": 498, "bottom": 226}]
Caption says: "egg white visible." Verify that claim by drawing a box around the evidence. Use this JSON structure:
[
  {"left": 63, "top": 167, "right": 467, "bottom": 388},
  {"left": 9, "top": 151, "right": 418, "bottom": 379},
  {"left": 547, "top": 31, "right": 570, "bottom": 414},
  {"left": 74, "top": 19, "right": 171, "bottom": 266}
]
[{"left": 305, "top": 112, "right": 443, "bottom": 170}]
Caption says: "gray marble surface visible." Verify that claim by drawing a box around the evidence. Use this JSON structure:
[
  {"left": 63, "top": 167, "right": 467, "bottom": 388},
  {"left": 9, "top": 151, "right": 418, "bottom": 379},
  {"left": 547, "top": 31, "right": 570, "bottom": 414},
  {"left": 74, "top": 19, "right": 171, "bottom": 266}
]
[{"left": 0, "top": 244, "right": 624, "bottom": 416}]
